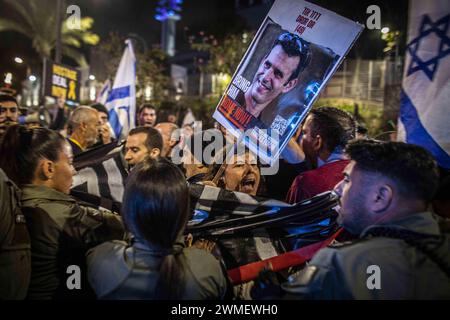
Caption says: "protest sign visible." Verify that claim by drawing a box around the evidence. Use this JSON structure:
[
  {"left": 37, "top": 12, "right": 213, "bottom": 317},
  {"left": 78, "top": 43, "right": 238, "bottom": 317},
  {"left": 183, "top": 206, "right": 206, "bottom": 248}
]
[
  {"left": 43, "top": 60, "right": 81, "bottom": 104},
  {"left": 213, "top": 0, "right": 363, "bottom": 164}
]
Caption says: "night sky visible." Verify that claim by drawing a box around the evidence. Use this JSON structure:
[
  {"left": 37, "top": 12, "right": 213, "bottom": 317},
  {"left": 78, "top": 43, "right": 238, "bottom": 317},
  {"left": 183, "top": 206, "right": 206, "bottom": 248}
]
[{"left": 0, "top": 0, "right": 408, "bottom": 90}]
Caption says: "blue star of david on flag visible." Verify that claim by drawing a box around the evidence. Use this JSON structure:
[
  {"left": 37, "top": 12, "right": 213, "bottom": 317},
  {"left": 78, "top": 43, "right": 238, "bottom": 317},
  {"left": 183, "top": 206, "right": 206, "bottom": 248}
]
[
  {"left": 105, "top": 40, "right": 136, "bottom": 140},
  {"left": 406, "top": 14, "right": 450, "bottom": 81}
]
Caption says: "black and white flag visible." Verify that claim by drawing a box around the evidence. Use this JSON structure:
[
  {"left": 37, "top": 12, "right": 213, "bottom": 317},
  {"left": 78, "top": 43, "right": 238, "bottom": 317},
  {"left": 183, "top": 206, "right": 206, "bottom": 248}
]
[{"left": 71, "top": 143, "right": 340, "bottom": 269}]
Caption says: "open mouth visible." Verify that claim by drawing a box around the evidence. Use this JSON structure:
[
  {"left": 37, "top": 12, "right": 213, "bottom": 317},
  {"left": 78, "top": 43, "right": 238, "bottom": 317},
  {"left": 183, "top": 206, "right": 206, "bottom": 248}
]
[{"left": 240, "top": 175, "right": 256, "bottom": 194}]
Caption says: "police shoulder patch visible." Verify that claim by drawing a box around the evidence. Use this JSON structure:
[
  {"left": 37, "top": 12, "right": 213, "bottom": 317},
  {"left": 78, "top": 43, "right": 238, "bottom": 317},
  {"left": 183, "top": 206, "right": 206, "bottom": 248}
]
[
  {"left": 328, "top": 238, "right": 367, "bottom": 249},
  {"left": 328, "top": 240, "right": 354, "bottom": 248}
]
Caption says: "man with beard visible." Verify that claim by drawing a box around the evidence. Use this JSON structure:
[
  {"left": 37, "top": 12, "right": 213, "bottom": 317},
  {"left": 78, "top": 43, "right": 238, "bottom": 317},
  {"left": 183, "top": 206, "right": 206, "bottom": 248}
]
[
  {"left": 286, "top": 106, "right": 355, "bottom": 203},
  {"left": 0, "top": 94, "right": 20, "bottom": 137},
  {"left": 67, "top": 106, "right": 101, "bottom": 155},
  {"left": 278, "top": 140, "right": 450, "bottom": 299},
  {"left": 124, "top": 126, "right": 163, "bottom": 169}
]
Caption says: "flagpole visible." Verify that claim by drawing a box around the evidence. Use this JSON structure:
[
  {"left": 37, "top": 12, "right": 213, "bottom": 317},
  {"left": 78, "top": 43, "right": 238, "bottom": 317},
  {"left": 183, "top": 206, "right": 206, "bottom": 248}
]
[{"left": 55, "top": 0, "right": 64, "bottom": 63}]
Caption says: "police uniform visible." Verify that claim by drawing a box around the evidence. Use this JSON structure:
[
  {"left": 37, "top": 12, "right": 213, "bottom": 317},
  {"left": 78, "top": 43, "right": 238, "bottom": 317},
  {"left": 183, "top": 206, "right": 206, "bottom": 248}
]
[
  {"left": 0, "top": 169, "right": 31, "bottom": 299},
  {"left": 86, "top": 239, "right": 227, "bottom": 299},
  {"left": 21, "top": 184, "right": 125, "bottom": 299},
  {"left": 282, "top": 212, "right": 450, "bottom": 299}
]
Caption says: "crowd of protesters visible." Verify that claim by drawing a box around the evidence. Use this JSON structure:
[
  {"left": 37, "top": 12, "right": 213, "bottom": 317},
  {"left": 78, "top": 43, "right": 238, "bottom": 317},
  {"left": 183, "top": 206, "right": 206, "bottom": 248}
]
[{"left": 0, "top": 93, "right": 449, "bottom": 300}]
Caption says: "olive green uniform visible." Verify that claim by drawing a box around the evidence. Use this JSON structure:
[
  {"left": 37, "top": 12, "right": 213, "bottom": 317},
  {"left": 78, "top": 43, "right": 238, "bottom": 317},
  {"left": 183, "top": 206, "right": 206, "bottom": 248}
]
[
  {"left": 21, "top": 184, "right": 125, "bottom": 300},
  {"left": 0, "top": 169, "right": 31, "bottom": 299},
  {"left": 282, "top": 212, "right": 450, "bottom": 299},
  {"left": 87, "top": 239, "right": 227, "bottom": 299}
]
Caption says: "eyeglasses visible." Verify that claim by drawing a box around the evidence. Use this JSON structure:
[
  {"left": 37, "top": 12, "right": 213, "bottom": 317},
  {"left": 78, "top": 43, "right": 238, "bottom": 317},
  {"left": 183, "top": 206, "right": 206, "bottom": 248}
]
[{"left": 277, "top": 32, "right": 304, "bottom": 50}]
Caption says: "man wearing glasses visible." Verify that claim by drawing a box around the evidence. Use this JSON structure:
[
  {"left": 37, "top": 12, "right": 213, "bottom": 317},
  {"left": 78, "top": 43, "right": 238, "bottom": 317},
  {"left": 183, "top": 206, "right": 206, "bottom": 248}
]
[{"left": 244, "top": 32, "right": 310, "bottom": 120}]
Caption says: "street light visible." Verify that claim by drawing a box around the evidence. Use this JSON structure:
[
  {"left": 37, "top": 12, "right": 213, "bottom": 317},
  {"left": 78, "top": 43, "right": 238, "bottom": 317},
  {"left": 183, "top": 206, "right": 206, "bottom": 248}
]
[
  {"left": 381, "top": 27, "right": 390, "bottom": 34},
  {"left": 89, "top": 74, "right": 96, "bottom": 81},
  {"left": 14, "top": 57, "right": 24, "bottom": 64},
  {"left": 29, "top": 75, "right": 37, "bottom": 82},
  {"left": 89, "top": 86, "right": 96, "bottom": 101},
  {"left": 144, "top": 85, "right": 153, "bottom": 101},
  {"left": 4, "top": 73, "right": 13, "bottom": 84}
]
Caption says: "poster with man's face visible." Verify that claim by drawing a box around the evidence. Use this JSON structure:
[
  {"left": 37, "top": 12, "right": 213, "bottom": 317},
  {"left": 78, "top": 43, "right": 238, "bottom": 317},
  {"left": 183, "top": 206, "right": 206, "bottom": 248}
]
[{"left": 213, "top": 0, "right": 363, "bottom": 165}]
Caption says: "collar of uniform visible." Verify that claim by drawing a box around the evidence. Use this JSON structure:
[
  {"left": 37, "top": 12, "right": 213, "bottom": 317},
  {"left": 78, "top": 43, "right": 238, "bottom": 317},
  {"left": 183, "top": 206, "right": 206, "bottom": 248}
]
[
  {"left": 360, "top": 211, "right": 441, "bottom": 238},
  {"left": 21, "top": 184, "right": 76, "bottom": 203},
  {"left": 129, "top": 236, "right": 186, "bottom": 256},
  {"left": 0, "top": 168, "right": 21, "bottom": 195}
]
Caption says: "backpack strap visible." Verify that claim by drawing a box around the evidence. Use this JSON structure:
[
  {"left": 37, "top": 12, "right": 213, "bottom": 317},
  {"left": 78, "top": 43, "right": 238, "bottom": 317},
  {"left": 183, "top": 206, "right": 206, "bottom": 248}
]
[{"left": 365, "top": 227, "right": 450, "bottom": 278}]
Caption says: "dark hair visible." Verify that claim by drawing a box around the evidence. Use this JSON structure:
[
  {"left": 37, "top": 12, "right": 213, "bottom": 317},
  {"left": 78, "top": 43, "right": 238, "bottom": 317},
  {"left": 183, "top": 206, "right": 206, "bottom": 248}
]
[
  {"left": 434, "top": 168, "right": 450, "bottom": 201},
  {"left": 185, "top": 129, "right": 225, "bottom": 166},
  {"left": 346, "top": 140, "right": 439, "bottom": 202},
  {"left": 310, "top": 106, "right": 356, "bottom": 153},
  {"left": 138, "top": 103, "right": 156, "bottom": 115},
  {"left": 90, "top": 103, "right": 108, "bottom": 118},
  {"left": 128, "top": 126, "right": 163, "bottom": 152},
  {"left": 0, "top": 94, "right": 18, "bottom": 105},
  {"left": 273, "top": 32, "right": 311, "bottom": 82},
  {"left": 203, "top": 146, "right": 264, "bottom": 194},
  {"left": 0, "top": 125, "right": 66, "bottom": 185},
  {"left": 356, "top": 122, "right": 368, "bottom": 135},
  {"left": 122, "top": 158, "right": 190, "bottom": 299}
]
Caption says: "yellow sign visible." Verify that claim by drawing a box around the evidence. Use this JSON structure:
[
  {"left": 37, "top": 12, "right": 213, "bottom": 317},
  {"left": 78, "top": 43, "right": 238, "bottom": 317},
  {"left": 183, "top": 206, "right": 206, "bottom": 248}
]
[
  {"left": 67, "top": 80, "right": 76, "bottom": 100},
  {"left": 52, "top": 86, "right": 67, "bottom": 99},
  {"left": 45, "top": 60, "right": 80, "bottom": 103},
  {"left": 52, "top": 65, "right": 78, "bottom": 81}
]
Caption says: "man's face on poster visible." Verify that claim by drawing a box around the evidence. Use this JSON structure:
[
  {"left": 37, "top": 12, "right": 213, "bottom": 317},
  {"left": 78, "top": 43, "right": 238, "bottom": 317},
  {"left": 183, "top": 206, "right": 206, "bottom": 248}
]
[{"left": 249, "top": 45, "right": 300, "bottom": 107}]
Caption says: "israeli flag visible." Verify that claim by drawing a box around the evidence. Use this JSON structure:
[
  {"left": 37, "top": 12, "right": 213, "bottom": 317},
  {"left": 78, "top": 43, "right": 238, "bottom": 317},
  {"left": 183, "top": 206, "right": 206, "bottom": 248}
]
[
  {"left": 397, "top": 0, "right": 450, "bottom": 169},
  {"left": 105, "top": 39, "right": 136, "bottom": 140},
  {"left": 97, "top": 79, "right": 111, "bottom": 105}
]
